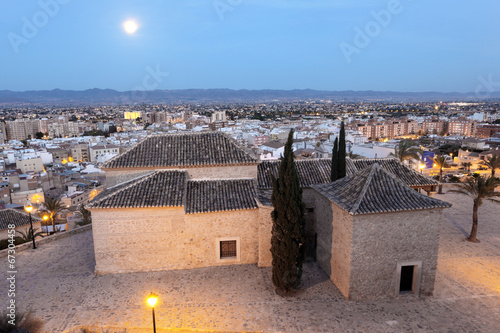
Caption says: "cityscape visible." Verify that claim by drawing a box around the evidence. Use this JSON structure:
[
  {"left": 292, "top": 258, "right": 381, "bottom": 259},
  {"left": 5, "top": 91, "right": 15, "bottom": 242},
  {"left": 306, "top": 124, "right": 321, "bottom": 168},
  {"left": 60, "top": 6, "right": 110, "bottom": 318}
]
[{"left": 1, "top": 1, "right": 499, "bottom": 333}]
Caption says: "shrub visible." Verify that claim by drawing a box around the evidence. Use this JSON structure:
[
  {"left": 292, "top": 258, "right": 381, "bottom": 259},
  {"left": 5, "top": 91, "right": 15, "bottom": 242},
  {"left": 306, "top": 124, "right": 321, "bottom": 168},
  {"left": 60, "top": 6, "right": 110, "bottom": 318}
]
[{"left": 0, "top": 237, "right": 27, "bottom": 250}]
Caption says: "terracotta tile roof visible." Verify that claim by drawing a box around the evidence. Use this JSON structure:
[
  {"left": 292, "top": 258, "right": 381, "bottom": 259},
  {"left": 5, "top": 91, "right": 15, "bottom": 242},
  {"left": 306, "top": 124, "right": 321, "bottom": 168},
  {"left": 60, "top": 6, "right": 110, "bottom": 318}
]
[
  {"left": 351, "top": 158, "right": 438, "bottom": 188},
  {"left": 102, "top": 132, "right": 258, "bottom": 169},
  {"left": 185, "top": 179, "right": 258, "bottom": 214},
  {"left": 312, "top": 164, "right": 451, "bottom": 216},
  {"left": 88, "top": 171, "right": 188, "bottom": 209},
  {"left": 257, "top": 158, "right": 358, "bottom": 189},
  {"left": 0, "top": 209, "right": 41, "bottom": 231}
]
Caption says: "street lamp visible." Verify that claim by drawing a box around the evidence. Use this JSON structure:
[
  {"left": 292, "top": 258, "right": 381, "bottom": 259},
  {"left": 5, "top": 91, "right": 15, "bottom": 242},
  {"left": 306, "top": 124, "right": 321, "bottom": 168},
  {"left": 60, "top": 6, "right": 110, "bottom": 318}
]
[
  {"left": 147, "top": 293, "right": 158, "bottom": 333},
  {"left": 419, "top": 163, "right": 425, "bottom": 174},
  {"left": 24, "top": 201, "right": 36, "bottom": 249},
  {"left": 42, "top": 214, "right": 49, "bottom": 235}
]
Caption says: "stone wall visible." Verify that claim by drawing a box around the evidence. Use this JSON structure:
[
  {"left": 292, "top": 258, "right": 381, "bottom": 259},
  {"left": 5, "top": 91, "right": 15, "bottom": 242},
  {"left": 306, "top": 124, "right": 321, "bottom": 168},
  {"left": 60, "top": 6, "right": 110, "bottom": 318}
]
[
  {"left": 0, "top": 221, "right": 42, "bottom": 240},
  {"left": 314, "top": 191, "right": 353, "bottom": 298},
  {"left": 91, "top": 207, "right": 262, "bottom": 274},
  {"left": 104, "top": 170, "right": 155, "bottom": 187},
  {"left": 257, "top": 205, "right": 273, "bottom": 267},
  {"left": 0, "top": 224, "right": 91, "bottom": 258},
  {"left": 186, "top": 165, "right": 258, "bottom": 180},
  {"left": 349, "top": 209, "right": 443, "bottom": 300},
  {"left": 104, "top": 164, "right": 258, "bottom": 187}
]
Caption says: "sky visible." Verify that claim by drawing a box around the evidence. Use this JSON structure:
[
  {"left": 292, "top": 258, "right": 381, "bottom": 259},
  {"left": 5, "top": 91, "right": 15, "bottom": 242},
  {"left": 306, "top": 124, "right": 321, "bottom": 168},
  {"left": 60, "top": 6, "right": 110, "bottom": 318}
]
[{"left": 1, "top": 0, "right": 499, "bottom": 92}]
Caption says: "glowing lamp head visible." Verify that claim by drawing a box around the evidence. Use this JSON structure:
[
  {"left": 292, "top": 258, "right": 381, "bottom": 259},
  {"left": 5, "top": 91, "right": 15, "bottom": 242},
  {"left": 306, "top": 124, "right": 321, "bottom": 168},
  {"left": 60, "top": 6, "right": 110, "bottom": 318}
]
[
  {"left": 147, "top": 293, "right": 158, "bottom": 307},
  {"left": 419, "top": 164, "right": 425, "bottom": 170},
  {"left": 43, "top": 215, "right": 49, "bottom": 221},
  {"left": 25, "top": 205, "right": 33, "bottom": 213}
]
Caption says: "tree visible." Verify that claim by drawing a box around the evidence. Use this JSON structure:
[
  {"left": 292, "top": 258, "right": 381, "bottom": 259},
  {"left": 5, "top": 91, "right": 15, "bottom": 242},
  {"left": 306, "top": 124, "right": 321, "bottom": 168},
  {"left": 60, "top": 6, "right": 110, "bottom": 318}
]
[
  {"left": 390, "top": 140, "right": 421, "bottom": 163},
  {"left": 35, "top": 132, "right": 44, "bottom": 139},
  {"left": 271, "top": 130, "right": 306, "bottom": 293},
  {"left": 481, "top": 155, "right": 500, "bottom": 177},
  {"left": 39, "top": 197, "right": 65, "bottom": 234},
  {"left": 17, "top": 227, "right": 44, "bottom": 242},
  {"left": 76, "top": 204, "right": 92, "bottom": 226},
  {"left": 433, "top": 155, "right": 449, "bottom": 194},
  {"left": 338, "top": 121, "right": 347, "bottom": 179},
  {"left": 450, "top": 175, "right": 500, "bottom": 242},
  {"left": 461, "top": 162, "right": 472, "bottom": 173},
  {"left": 108, "top": 124, "right": 117, "bottom": 133},
  {"left": 330, "top": 137, "right": 338, "bottom": 182}
]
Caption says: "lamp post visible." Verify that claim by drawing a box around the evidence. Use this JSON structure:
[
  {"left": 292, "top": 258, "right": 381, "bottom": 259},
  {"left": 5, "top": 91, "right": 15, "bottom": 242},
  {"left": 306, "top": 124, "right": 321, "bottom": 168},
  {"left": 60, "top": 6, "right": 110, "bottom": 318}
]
[
  {"left": 24, "top": 201, "right": 36, "bottom": 249},
  {"left": 419, "top": 163, "right": 425, "bottom": 174},
  {"left": 147, "top": 293, "right": 158, "bottom": 333},
  {"left": 42, "top": 214, "right": 49, "bottom": 236}
]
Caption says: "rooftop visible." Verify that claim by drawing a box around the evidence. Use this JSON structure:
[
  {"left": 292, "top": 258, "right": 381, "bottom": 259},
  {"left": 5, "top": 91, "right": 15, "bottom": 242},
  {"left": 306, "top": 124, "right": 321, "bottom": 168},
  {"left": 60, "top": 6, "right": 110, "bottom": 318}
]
[
  {"left": 0, "top": 208, "right": 41, "bottom": 231},
  {"left": 313, "top": 164, "right": 451, "bottom": 215},
  {"left": 89, "top": 171, "right": 259, "bottom": 214},
  {"left": 185, "top": 179, "right": 258, "bottom": 214},
  {"left": 351, "top": 158, "right": 438, "bottom": 188},
  {"left": 88, "top": 171, "right": 187, "bottom": 209},
  {"left": 258, "top": 158, "right": 357, "bottom": 189},
  {"left": 103, "top": 132, "right": 258, "bottom": 169}
]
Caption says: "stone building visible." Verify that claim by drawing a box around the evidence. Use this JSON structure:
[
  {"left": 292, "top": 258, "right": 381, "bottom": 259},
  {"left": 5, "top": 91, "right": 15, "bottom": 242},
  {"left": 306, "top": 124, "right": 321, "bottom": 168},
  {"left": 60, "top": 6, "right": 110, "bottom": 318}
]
[
  {"left": 312, "top": 164, "right": 451, "bottom": 300},
  {"left": 89, "top": 132, "right": 450, "bottom": 300},
  {"left": 89, "top": 171, "right": 272, "bottom": 274}
]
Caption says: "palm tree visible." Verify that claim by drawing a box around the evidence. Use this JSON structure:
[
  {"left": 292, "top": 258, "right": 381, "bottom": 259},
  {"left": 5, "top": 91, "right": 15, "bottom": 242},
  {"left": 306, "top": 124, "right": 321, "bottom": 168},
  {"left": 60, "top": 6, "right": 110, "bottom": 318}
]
[
  {"left": 433, "top": 155, "right": 449, "bottom": 194},
  {"left": 390, "top": 140, "right": 421, "bottom": 163},
  {"left": 462, "top": 162, "right": 472, "bottom": 173},
  {"left": 481, "top": 155, "right": 500, "bottom": 177},
  {"left": 39, "top": 197, "right": 65, "bottom": 234},
  {"left": 76, "top": 204, "right": 92, "bottom": 226},
  {"left": 450, "top": 175, "right": 500, "bottom": 242},
  {"left": 17, "top": 227, "right": 44, "bottom": 243}
]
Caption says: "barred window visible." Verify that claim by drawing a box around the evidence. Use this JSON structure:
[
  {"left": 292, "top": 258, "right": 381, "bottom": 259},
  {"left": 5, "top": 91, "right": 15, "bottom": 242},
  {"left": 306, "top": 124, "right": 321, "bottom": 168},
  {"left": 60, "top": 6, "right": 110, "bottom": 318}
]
[{"left": 220, "top": 240, "right": 237, "bottom": 259}]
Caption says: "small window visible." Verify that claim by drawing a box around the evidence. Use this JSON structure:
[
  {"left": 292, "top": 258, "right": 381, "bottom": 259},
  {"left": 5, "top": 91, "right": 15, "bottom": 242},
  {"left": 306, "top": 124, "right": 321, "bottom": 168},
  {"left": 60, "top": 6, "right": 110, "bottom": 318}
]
[
  {"left": 220, "top": 240, "right": 237, "bottom": 259},
  {"left": 216, "top": 237, "right": 240, "bottom": 262}
]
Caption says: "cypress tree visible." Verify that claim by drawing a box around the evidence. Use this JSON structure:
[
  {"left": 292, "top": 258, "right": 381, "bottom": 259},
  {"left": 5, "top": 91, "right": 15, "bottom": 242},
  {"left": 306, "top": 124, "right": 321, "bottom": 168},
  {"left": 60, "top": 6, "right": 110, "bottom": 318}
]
[
  {"left": 270, "top": 130, "right": 306, "bottom": 293},
  {"left": 338, "top": 121, "right": 346, "bottom": 179},
  {"left": 330, "top": 137, "right": 339, "bottom": 182}
]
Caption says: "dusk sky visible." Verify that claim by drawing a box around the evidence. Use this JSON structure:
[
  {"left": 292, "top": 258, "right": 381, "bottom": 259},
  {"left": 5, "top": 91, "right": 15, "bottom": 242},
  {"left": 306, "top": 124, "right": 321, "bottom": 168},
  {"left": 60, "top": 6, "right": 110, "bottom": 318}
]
[{"left": 1, "top": 0, "right": 499, "bottom": 92}]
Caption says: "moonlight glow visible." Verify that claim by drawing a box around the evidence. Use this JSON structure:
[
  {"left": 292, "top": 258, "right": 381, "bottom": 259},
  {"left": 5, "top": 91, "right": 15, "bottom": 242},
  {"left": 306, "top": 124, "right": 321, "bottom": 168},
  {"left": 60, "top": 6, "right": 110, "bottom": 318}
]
[{"left": 123, "top": 20, "right": 139, "bottom": 34}]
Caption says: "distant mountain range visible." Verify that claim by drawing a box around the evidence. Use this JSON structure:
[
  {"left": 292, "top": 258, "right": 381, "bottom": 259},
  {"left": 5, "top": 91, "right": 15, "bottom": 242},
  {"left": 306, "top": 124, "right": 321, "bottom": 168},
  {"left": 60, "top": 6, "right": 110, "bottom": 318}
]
[{"left": 0, "top": 88, "right": 498, "bottom": 106}]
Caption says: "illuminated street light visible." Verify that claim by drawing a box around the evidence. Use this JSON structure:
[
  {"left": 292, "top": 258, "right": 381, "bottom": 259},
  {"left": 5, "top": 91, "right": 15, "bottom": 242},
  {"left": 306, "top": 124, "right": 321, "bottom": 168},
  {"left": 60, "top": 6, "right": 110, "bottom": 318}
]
[
  {"left": 419, "top": 163, "right": 425, "bottom": 174},
  {"left": 42, "top": 214, "right": 50, "bottom": 235},
  {"left": 147, "top": 293, "right": 158, "bottom": 333},
  {"left": 24, "top": 200, "right": 36, "bottom": 249}
]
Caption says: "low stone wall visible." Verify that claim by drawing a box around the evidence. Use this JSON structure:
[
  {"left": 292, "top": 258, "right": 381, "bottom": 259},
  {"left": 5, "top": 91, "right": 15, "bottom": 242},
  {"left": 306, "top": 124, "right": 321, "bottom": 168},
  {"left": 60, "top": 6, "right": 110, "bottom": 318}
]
[{"left": 0, "top": 224, "right": 92, "bottom": 258}]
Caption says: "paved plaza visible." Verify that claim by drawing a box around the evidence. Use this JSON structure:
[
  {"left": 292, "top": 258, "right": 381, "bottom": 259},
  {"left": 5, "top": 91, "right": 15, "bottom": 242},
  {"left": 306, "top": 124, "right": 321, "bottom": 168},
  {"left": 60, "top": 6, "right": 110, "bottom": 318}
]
[{"left": 2, "top": 190, "right": 500, "bottom": 332}]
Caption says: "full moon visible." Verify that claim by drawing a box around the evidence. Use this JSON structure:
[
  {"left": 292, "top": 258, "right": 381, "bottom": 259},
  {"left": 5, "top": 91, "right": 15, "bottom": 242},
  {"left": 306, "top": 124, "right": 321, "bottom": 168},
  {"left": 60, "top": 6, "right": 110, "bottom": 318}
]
[{"left": 123, "top": 20, "right": 139, "bottom": 34}]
